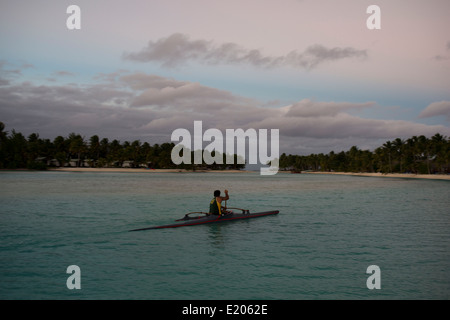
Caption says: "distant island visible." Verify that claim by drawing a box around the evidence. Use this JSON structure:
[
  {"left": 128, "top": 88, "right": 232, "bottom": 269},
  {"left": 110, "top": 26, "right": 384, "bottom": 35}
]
[
  {"left": 279, "top": 133, "right": 449, "bottom": 175},
  {"left": 0, "top": 122, "right": 244, "bottom": 171},
  {"left": 1, "top": 122, "right": 448, "bottom": 175}
]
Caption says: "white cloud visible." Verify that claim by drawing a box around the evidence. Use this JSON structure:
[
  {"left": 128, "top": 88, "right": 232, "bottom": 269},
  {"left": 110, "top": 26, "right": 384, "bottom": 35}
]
[
  {"left": 285, "top": 99, "right": 375, "bottom": 117},
  {"left": 251, "top": 111, "right": 448, "bottom": 141},
  {"left": 419, "top": 101, "right": 450, "bottom": 121}
]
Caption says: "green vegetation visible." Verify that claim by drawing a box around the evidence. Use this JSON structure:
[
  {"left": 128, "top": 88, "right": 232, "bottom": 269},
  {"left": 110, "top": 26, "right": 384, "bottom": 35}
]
[
  {"left": 0, "top": 122, "right": 245, "bottom": 171},
  {"left": 279, "top": 134, "right": 450, "bottom": 174},
  {"left": 1, "top": 121, "right": 448, "bottom": 174}
]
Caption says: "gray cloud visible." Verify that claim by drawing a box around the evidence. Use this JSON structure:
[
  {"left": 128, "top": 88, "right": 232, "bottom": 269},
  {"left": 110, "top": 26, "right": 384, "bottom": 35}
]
[
  {"left": 0, "top": 78, "right": 9, "bottom": 86},
  {"left": 434, "top": 55, "right": 449, "bottom": 61},
  {"left": 0, "top": 60, "right": 25, "bottom": 85},
  {"left": 115, "top": 72, "right": 267, "bottom": 131},
  {"left": 123, "top": 33, "right": 368, "bottom": 69},
  {"left": 1, "top": 67, "right": 448, "bottom": 155},
  {"left": 121, "top": 72, "right": 244, "bottom": 110},
  {"left": 289, "top": 45, "right": 368, "bottom": 69},
  {"left": 52, "top": 71, "right": 75, "bottom": 77}
]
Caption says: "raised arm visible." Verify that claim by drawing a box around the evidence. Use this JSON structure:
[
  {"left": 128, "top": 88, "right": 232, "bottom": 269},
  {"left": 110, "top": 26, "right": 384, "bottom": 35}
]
[
  {"left": 217, "top": 189, "right": 229, "bottom": 204},
  {"left": 221, "top": 189, "right": 229, "bottom": 201}
]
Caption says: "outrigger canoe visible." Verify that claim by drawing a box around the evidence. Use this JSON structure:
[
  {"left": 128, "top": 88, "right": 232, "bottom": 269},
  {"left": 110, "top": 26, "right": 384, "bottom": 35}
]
[{"left": 129, "top": 209, "right": 280, "bottom": 231}]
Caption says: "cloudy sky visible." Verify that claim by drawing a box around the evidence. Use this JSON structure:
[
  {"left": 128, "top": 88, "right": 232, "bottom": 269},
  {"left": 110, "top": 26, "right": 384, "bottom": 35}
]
[{"left": 1, "top": 0, "right": 449, "bottom": 156}]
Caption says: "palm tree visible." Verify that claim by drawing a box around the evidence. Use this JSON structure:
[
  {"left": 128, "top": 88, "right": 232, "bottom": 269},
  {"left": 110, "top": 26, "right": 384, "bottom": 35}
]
[
  {"left": 108, "top": 139, "right": 122, "bottom": 167},
  {"left": 347, "top": 146, "right": 361, "bottom": 172},
  {"left": 393, "top": 138, "right": 405, "bottom": 173},
  {"left": 130, "top": 140, "right": 142, "bottom": 167},
  {"left": 68, "top": 133, "right": 86, "bottom": 167},
  {"left": 27, "top": 133, "right": 41, "bottom": 165},
  {"left": 431, "top": 133, "right": 448, "bottom": 173},
  {"left": 0, "top": 122, "right": 7, "bottom": 142},
  {"left": 8, "top": 130, "right": 28, "bottom": 168},
  {"left": 417, "top": 135, "right": 431, "bottom": 174},
  {"left": 382, "top": 141, "right": 394, "bottom": 173},
  {"left": 0, "top": 122, "right": 8, "bottom": 168},
  {"left": 89, "top": 135, "right": 100, "bottom": 166}
]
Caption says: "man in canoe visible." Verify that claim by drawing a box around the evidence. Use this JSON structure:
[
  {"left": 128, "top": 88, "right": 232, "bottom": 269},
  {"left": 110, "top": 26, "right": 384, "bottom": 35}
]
[{"left": 209, "top": 189, "right": 229, "bottom": 216}]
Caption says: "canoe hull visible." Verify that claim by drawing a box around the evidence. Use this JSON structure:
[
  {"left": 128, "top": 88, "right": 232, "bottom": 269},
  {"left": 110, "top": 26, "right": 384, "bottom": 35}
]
[{"left": 129, "top": 210, "right": 279, "bottom": 231}]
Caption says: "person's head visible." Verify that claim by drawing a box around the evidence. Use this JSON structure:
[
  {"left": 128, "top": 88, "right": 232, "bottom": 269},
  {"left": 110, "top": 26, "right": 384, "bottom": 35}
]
[{"left": 214, "top": 190, "right": 221, "bottom": 197}]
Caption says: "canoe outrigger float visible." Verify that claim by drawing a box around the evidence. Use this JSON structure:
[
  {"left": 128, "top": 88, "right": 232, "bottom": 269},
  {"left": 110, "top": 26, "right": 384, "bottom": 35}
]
[{"left": 129, "top": 208, "right": 280, "bottom": 231}]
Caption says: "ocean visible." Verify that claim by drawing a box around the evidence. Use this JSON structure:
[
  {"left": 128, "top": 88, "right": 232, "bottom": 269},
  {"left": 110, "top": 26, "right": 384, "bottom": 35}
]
[{"left": 0, "top": 171, "right": 449, "bottom": 300}]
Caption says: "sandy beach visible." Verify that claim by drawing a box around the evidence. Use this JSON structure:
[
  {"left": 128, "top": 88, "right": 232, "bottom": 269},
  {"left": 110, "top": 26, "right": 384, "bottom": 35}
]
[
  {"left": 302, "top": 171, "right": 450, "bottom": 180},
  {"left": 45, "top": 168, "right": 450, "bottom": 180},
  {"left": 48, "top": 168, "right": 248, "bottom": 174}
]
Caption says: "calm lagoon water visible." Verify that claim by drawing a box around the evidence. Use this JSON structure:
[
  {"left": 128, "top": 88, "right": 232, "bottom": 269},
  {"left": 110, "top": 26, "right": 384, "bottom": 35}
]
[{"left": 0, "top": 171, "right": 449, "bottom": 299}]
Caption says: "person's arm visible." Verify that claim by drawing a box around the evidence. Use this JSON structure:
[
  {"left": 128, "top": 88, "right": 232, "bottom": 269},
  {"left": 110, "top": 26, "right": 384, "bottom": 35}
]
[
  {"left": 221, "top": 189, "right": 229, "bottom": 201},
  {"left": 216, "top": 190, "right": 229, "bottom": 203}
]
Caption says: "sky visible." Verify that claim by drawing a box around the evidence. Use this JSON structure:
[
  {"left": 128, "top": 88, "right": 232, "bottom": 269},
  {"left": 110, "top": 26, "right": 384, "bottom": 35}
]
[{"left": 1, "top": 0, "right": 450, "bottom": 156}]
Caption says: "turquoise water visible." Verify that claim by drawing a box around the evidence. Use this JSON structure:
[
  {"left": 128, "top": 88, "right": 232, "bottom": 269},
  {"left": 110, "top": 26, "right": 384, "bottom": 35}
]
[{"left": 0, "top": 171, "right": 449, "bottom": 299}]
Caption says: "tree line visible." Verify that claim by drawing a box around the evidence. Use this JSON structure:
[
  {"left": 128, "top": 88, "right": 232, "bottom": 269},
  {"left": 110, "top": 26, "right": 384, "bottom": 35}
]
[
  {"left": 1, "top": 122, "right": 448, "bottom": 174},
  {"left": 0, "top": 122, "right": 245, "bottom": 170},
  {"left": 279, "top": 133, "right": 450, "bottom": 174}
]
